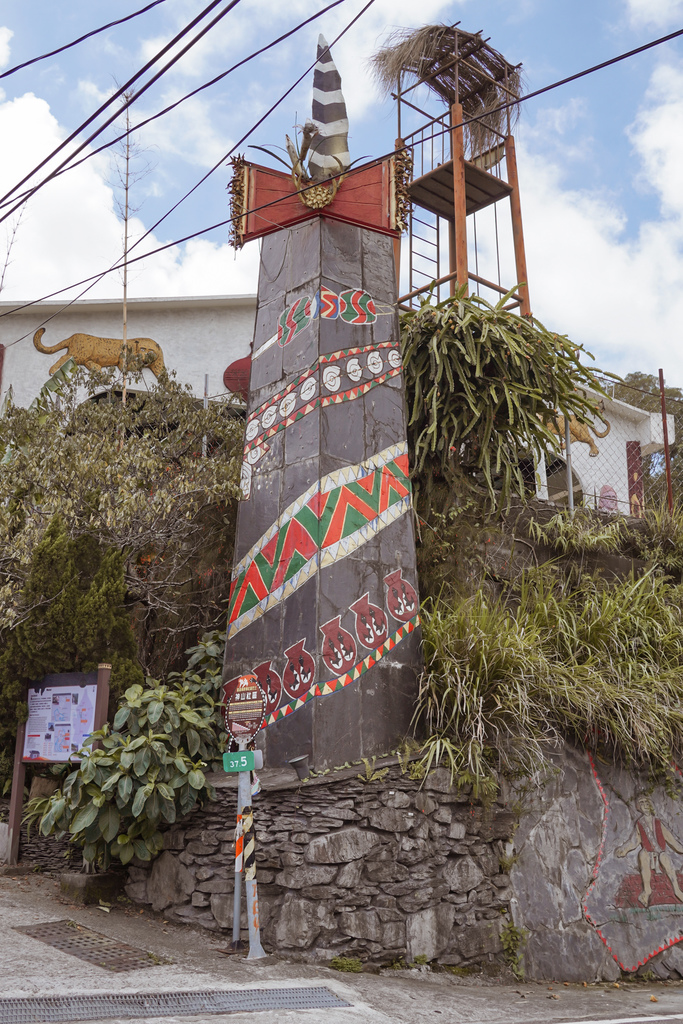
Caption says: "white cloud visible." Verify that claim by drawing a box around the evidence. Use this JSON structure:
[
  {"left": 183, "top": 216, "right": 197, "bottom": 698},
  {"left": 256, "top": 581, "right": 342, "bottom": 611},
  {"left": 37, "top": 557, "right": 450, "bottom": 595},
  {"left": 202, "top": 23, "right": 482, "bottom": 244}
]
[
  {"left": 136, "top": 92, "right": 234, "bottom": 168},
  {"left": 624, "top": 0, "right": 683, "bottom": 27},
  {"left": 0, "top": 91, "right": 258, "bottom": 304},
  {"left": 0, "top": 27, "right": 13, "bottom": 69},
  {"left": 513, "top": 62, "right": 683, "bottom": 381}
]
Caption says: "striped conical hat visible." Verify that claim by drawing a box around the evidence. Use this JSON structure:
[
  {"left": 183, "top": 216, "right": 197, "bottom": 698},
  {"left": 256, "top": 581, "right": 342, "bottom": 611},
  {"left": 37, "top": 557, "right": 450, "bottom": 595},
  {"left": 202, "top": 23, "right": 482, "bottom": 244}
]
[{"left": 307, "top": 34, "right": 350, "bottom": 182}]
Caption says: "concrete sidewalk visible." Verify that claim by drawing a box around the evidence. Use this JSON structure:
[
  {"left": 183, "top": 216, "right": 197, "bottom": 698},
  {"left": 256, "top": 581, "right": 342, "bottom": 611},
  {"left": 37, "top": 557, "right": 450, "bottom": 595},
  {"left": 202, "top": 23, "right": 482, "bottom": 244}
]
[{"left": 1, "top": 874, "right": 683, "bottom": 1024}]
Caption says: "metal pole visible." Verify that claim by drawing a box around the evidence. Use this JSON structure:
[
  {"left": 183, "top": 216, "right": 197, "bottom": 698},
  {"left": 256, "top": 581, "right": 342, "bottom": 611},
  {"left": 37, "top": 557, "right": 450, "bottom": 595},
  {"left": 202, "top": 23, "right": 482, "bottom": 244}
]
[
  {"left": 565, "top": 416, "right": 574, "bottom": 514},
  {"left": 659, "top": 368, "right": 674, "bottom": 514},
  {"left": 239, "top": 778, "right": 266, "bottom": 958},
  {"left": 231, "top": 738, "right": 245, "bottom": 951}
]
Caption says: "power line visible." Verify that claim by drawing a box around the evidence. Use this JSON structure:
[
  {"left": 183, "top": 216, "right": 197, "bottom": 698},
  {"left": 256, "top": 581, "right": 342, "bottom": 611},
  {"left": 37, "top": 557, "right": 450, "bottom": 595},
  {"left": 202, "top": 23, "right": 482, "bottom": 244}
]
[
  {"left": 0, "top": 0, "right": 369, "bottom": 345},
  {"left": 4, "top": 0, "right": 349, "bottom": 207},
  {"left": 0, "top": 0, "right": 170, "bottom": 80},
  {"left": 3, "top": 14, "right": 680, "bottom": 332},
  {"left": 123, "top": 0, "right": 375, "bottom": 268},
  {"left": 0, "top": 0, "right": 240, "bottom": 221}
]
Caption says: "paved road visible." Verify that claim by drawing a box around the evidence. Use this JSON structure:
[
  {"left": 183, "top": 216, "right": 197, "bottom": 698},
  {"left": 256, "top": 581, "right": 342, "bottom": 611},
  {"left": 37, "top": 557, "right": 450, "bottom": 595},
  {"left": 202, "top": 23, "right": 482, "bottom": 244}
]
[{"left": 2, "top": 873, "right": 683, "bottom": 1024}]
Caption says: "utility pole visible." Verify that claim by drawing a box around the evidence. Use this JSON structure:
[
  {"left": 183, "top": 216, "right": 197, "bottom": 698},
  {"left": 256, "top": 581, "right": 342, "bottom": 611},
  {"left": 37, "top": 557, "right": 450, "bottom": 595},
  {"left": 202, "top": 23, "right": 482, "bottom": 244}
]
[{"left": 121, "top": 98, "right": 131, "bottom": 407}]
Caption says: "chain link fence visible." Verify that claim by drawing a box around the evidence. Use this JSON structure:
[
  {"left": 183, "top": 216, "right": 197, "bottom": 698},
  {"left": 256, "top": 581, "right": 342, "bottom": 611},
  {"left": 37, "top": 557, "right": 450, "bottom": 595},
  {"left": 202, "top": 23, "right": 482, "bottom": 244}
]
[{"left": 535, "top": 371, "right": 680, "bottom": 518}]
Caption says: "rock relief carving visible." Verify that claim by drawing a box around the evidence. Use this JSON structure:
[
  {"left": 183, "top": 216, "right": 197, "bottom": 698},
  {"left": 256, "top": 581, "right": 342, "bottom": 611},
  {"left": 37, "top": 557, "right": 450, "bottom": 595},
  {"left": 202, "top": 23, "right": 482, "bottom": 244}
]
[
  {"left": 33, "top": 328, "right": 165, "bottom": 378},
  {"left": 585, "top": 756, "right": 683, "bottom": 972}
]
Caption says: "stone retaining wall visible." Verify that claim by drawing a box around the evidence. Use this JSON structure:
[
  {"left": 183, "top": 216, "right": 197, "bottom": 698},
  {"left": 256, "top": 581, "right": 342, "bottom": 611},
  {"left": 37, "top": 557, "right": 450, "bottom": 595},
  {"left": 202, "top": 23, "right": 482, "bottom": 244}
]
[
  {"left": 125, "top": 762, "right": 516, "bottom": 968},
  {"left": 0, "top": 798, "right": 75, "bottom": 872},
  {"left": 16, "top": 744, "right": 683, "bottom": 982}
]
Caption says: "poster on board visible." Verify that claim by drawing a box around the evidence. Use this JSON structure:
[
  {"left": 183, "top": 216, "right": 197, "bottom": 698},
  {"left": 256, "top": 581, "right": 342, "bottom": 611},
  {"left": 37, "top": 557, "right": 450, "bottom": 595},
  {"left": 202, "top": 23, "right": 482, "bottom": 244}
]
[{"left": 22, "top": 684, "right": 97, "bottom": 762}]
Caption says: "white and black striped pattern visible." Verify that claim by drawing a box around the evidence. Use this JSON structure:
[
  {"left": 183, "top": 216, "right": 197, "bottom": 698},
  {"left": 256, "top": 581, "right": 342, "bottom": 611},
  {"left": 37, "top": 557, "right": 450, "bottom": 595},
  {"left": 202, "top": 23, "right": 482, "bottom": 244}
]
[{"left": 307, "top": 33, "right": 350, "bottom": 182}]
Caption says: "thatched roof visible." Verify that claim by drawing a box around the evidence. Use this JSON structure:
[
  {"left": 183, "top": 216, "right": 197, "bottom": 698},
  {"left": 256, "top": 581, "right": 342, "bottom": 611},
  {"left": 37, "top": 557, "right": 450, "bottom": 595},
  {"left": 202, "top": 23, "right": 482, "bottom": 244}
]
[{"left": 370, "top": 25, "right": 522, "bottom": 155}]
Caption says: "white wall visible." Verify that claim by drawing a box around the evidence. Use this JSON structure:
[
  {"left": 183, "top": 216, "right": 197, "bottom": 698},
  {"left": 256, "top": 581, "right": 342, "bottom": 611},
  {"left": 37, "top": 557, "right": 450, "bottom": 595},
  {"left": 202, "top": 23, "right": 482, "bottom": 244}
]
[
  {"left": 556, "top": 395, "right": 674, "bottom": 514},
  {"left": 0, "top": 295, "right": 257, "bottom": 407}
]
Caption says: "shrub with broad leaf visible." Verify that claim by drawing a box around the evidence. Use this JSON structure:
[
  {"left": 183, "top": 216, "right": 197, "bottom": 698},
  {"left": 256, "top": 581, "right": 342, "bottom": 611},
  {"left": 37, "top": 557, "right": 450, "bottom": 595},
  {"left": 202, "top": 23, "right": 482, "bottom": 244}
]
[{"left": 28, "top": 634, "right": 226, "bottom": 868}]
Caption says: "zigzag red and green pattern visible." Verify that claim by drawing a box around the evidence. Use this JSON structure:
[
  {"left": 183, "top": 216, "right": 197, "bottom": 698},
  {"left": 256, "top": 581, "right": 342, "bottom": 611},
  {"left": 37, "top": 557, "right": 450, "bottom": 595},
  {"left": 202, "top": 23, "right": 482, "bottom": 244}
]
[
  {"left": 228, "top": 443, "right": 411, "bottom": 635},
  {"left": 266, "top": 614, "right": 420, "bottom": 726}
]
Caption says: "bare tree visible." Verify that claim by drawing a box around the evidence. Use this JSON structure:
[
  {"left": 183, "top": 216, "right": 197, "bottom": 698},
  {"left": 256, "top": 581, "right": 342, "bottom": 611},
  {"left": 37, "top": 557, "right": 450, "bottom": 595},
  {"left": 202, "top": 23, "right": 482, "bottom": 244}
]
[
  {"left": 0, "top": 203, "right": 27, "bottom": 295},
  {"left": 107, "top": 89, "right": 156, "bottom": 404}
]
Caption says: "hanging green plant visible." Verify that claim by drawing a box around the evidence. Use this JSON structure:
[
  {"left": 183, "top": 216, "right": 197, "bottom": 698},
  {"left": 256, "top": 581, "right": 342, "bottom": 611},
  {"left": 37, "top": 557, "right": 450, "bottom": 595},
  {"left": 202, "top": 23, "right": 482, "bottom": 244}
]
[{"left": 400, "top": 288, "right": 611, "bottom": 505}]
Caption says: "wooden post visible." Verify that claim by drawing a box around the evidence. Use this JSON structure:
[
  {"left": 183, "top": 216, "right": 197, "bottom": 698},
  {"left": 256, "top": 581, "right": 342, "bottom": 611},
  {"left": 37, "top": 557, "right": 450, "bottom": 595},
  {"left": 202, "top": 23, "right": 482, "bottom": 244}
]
[
  {"left": 448, "top": 221, "right": 457, "bottom": 297},
  {"left": 93, "top": 663, "right": 112, "bottom": 752},
  {"left": 95, "top": 663, "right": 111, "bottom": 732},
  {"left": 504, "top": 135, "right": 531, "bottom": 317},
  {"left": 7, "top": 721, "right": 26, "bottom": 866},
  {"left": 659, "top": 369, "right": 674, "bottom": 514},
  {"left": 450, "top": 102, "right": 468, "bottom": 297}
]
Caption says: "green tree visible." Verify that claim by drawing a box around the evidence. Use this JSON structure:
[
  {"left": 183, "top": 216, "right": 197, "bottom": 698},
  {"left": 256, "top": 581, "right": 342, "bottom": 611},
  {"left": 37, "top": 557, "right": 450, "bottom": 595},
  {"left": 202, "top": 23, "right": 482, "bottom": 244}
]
[
  {"left": 0, "top": 517, "right": 143, "bottom": 766},
  {"left": 28, "top": 632, "right": 227, "bottom": 868},
  {"left": 0, "top": 367, "right": 243, "bottom": 676},
  {"left": 0, "top": 368, "right": 243, "bottom": 773}
]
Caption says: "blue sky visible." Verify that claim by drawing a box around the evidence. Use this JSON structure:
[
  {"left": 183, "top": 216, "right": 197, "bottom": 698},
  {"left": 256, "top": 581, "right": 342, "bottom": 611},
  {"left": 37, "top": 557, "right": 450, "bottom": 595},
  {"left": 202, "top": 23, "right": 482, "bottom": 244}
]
[{"left": 1, "top": 0, "right": 683, "bottom": 380}]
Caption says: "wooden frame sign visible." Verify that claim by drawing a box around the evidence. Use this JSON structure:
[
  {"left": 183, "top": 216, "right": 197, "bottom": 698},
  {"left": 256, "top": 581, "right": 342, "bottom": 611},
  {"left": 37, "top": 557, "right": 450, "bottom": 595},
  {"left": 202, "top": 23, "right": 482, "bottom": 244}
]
[{"left": 6, "top": 663, "right": 111, "bottom": 867}]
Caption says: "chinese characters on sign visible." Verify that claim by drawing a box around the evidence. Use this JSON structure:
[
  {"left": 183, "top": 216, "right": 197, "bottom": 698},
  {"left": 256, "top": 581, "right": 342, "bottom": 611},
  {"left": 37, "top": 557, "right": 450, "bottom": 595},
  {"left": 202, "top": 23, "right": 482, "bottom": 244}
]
[{"left": 22, "top": 684, "right": 97, "bottom": 762}]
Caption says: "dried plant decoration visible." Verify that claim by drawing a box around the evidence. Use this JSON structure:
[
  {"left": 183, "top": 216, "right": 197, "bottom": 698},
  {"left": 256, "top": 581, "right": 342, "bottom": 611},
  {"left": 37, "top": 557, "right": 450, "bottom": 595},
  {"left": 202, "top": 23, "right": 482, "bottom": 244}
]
[
  {"left": 370, "top": 24, "right": 523, "bottom": 161},
  {"left": 392, "top": 149, "right": 413, "bottom": 233},
  {"left": 227, "top": 155, "right": 248, "bottom": 249}
]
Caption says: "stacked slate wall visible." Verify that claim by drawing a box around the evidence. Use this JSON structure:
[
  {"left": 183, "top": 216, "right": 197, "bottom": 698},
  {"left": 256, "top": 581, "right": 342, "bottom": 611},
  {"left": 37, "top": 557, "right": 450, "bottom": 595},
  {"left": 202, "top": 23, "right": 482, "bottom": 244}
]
[
  {"left": 17, "top": 744, "right": 683, "bottom": 981},
  {"left": 124, "top": 763, "right": 515, "bottom": 968}
]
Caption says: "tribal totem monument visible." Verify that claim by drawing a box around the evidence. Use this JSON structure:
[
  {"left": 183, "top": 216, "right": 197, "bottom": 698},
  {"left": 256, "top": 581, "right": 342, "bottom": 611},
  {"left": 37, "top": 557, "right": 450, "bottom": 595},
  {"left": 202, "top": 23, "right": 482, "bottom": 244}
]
[{"left": 224, "top": 35, "right": 421, "bottom": 768}]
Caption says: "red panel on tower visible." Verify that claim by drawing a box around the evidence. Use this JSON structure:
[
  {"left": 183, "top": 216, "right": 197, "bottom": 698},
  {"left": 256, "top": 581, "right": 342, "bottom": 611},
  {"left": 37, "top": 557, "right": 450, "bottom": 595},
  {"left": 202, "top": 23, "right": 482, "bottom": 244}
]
[{"left": 230, "top": 157, "right": 405, "bottom": 246}]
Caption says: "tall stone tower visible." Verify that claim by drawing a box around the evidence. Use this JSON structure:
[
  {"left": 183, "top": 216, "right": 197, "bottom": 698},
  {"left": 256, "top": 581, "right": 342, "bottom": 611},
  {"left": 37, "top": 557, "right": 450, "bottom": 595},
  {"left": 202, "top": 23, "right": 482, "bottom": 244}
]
[{"left": 224, "top": 37, "right": 421, "bottom": 769}]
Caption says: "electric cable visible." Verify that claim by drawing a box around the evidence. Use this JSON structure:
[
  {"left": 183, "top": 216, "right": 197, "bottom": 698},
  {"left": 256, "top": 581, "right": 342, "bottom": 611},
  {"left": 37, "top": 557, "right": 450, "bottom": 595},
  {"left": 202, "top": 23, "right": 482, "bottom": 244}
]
[
  {"left": 123, "top": 0, "right": 375, "bottom": 267},
  {"left": 0, "top": 0, "right": 170, "bottom": 80},
  {"left": 4, "top": 0, "right": 350, "bottom": 208},
  {"left": 3, "top": 15, "right": 681, "bottom": 333},
  {"left": 0, "top": 0, "right": 240, "bottom": 219},
  {"left": 0, "top": 0, "right": 372, "bottom": 343}
]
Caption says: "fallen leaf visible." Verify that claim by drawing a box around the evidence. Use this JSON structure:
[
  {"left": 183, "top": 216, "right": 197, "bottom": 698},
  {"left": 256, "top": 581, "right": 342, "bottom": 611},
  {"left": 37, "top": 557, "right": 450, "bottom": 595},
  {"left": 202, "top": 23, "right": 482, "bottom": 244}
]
[{"left": 651, "top": 996, "right": 659, "bottom": 1003}]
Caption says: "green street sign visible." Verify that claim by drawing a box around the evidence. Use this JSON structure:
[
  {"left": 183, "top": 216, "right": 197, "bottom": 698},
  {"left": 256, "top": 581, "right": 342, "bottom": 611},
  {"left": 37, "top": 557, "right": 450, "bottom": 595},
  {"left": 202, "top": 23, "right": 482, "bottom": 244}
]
[{"left": 223, "top": 750, "right": 255, "bottom": 773}]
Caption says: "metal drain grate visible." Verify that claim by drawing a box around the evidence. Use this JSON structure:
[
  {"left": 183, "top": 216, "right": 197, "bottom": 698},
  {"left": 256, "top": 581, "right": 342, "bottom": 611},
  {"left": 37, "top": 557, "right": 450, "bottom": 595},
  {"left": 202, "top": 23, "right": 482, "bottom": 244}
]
[
  {"left": 0, "top": 987, "right": 351, "bottom": 1023},
  {"left": 13, "top": 921, "right": 167, "bottom": 973}
]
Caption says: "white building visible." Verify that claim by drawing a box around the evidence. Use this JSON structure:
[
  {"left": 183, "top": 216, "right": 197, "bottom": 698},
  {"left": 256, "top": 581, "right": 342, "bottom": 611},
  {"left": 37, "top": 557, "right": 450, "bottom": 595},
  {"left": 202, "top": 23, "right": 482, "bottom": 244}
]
[
  {"left": 0, "top": 295, "right": 257, "bottom": 408},
  {"left": 538, "top": 391, "right": 675, "bottom": 516}
]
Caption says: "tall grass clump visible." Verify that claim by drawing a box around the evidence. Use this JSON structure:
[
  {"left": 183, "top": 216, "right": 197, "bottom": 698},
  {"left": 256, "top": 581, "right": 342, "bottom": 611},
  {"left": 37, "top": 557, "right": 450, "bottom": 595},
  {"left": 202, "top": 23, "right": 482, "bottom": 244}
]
[{"left": 417, "top": 569, "right": 683, "bottom": 792}]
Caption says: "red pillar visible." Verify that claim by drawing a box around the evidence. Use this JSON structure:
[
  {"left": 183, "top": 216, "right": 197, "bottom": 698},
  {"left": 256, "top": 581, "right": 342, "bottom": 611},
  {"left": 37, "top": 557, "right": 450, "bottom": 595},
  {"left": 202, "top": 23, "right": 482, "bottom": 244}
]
[{"left": 504, "top": 135, "right": 531, "bottom": 317}]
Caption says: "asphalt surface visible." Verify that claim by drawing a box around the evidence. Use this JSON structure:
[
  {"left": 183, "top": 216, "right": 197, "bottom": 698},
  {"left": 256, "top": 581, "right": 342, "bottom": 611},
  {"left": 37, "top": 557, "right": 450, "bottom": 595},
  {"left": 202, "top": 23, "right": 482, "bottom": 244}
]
[{"left": 2, "top": 873, "right": 683, "bottom": 1024}]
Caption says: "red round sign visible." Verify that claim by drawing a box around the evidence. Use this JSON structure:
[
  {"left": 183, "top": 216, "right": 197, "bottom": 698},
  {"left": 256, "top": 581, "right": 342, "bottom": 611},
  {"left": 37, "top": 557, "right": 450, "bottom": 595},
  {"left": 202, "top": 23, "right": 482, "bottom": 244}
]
[{"left": 224, "top": 673, "right": 266, "bottom": 742}]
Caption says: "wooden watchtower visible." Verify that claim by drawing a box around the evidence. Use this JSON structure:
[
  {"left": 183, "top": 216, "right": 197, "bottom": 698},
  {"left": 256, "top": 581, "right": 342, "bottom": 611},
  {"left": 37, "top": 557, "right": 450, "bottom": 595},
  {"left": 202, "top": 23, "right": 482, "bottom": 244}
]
[{"left": 372, "top": 25, "right": 530, "bottom": 314}]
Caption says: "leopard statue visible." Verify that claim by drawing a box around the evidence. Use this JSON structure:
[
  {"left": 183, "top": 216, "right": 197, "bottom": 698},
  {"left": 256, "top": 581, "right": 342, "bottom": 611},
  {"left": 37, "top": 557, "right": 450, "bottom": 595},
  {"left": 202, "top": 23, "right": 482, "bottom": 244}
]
[
  {"left": 547, "top": 401, "right": 611, "bottom": 458},
  {"left": 33, "top": 327, "right": 165, "bottom": 378}
]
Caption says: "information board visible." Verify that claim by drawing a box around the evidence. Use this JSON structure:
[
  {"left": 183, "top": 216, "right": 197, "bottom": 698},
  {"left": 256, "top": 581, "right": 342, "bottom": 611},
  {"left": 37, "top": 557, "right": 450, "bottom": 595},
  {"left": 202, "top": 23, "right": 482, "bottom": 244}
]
[{"left": 22, "top": 684, "right": 97, "bottom": 762}]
